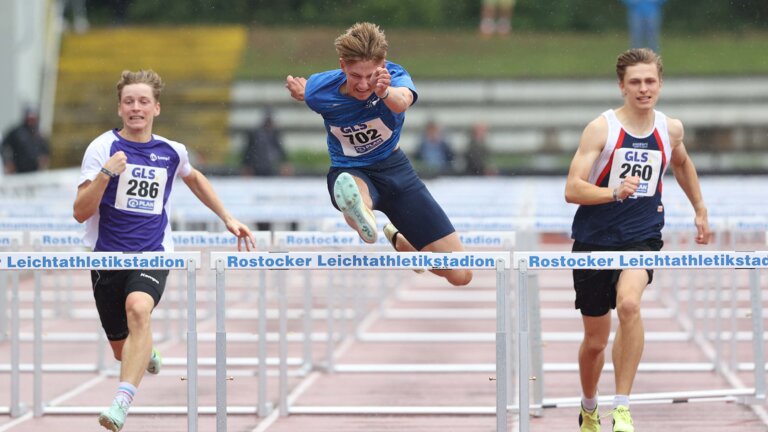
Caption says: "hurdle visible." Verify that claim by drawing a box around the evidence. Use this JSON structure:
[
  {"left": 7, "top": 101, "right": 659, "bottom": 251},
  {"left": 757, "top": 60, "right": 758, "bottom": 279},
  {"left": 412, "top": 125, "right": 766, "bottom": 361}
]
[
  {"left": 0, "top": 252, "right": 202, "bottom": 431},
  {"left": 210, "top": 251, "right": 512, "bottom": 432},
  {"left": 513, "top": 250, "right": 768, "bottom": 432}
]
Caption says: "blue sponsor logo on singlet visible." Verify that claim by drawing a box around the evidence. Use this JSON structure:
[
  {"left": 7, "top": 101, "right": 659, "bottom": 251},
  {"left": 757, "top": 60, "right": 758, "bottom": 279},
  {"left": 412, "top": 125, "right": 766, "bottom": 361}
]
[
  {"left": 354, "top": 141, "right": 382, "bottom": 154},
  {"left": 127, "top": 198, "right": 155, "bottom": 211}
]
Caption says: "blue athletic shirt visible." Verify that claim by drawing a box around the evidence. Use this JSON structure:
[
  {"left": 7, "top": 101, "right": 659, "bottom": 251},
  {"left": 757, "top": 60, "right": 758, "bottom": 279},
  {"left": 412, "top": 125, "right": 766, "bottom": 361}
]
[
  {"left": 304, "top": 61, "right": 418, "bottom": 168},
  {"left": 77, "top": 129, "right": 193, "bottom": 252},
  {"left": 571, "top": 109, "right": 671, "bottom": 246}
]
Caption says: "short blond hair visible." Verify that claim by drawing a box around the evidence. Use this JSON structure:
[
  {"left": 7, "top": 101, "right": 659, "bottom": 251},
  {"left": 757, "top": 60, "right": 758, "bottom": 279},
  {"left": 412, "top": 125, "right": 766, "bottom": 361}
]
[
  {"left": 616, "top": 48, "right": 663, "bottom": 82},
  {"left": 334, "top": 22, "right": 388, "bottom": 64},
  {"left": 116, "top": 69, "right": 165, "bottom": 101}
]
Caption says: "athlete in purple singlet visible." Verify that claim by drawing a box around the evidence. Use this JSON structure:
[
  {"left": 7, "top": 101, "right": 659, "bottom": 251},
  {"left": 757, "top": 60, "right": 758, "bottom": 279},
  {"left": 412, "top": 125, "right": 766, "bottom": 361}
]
[{"left": 73, "top": 70, "right": 255, "bottom": 432}]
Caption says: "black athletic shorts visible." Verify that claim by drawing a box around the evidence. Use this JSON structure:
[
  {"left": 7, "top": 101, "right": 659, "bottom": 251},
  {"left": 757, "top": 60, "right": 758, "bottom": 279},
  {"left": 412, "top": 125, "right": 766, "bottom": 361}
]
[
  {"left": 90, "top": 269, "right": 168, "bottom": 341},
  {"left": 327, "top": 148, "right": 455, "bottom": 250},
  {"left": 572, "top": 237, "right": 663, "bottom": 317}
]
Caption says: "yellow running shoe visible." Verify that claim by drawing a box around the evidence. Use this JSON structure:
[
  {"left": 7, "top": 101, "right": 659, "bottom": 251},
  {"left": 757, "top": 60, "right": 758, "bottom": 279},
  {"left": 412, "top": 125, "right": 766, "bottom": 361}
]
[
  {"left": 612, "top": 405, "right": 634, "bottom": 432},
  {"left": 579, "top": 404, "right": 601, "bottom": 432}
]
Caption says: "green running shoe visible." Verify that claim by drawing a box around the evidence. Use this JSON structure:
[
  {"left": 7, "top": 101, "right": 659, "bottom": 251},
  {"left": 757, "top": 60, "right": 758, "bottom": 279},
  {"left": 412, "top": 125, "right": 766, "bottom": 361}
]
[
  {"left": 334, "top": 172, "right": 377, "bottom": 243},
  {"left": 146, "top": 347, "right": 162, "bottom": 375},
  {"left": 579, "top": 404, "right": 601, "bottom": 432},
  {"left": 612, "top": 405, "right": 634, "bottom": 432},
  {"left": 98, "top": 401, "right": 128, "bottom": 431}
]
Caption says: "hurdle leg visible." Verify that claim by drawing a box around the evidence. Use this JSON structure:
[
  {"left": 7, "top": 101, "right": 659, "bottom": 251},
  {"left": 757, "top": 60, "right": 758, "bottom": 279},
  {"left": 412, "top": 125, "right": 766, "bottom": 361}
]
[
  {"left": 748, "top": 269, "right": 766, "bottom": 401},
  {"left": 186, "top": 261, "right": 199, "bottom": 432},
  {"left": 517, "top": 259, "right": 530, "bottom": 432},
  {"left": 34, "top": 271, "right": 43, "bottom": 417},
  {"left": 215, "top": 259, "right": 227, "bottom": 431}
]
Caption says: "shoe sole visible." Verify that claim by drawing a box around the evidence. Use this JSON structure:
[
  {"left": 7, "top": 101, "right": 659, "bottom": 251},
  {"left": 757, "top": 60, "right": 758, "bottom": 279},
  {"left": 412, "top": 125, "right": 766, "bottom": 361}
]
[
  {"left": 334, "top": 173, "right": 377, "bottom": 243},
  {"left": 98, "top": 415, "right": 120, "bottom": 432}
]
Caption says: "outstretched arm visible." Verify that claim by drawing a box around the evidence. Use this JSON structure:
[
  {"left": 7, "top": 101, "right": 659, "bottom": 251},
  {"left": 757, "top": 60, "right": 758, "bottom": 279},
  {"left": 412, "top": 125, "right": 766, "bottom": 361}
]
[
  {"left": 183, "top": 169, "right": 256, "bottom": 251},
  {"left": 668, "top": 118, "right": 711, "bottom": 244}
]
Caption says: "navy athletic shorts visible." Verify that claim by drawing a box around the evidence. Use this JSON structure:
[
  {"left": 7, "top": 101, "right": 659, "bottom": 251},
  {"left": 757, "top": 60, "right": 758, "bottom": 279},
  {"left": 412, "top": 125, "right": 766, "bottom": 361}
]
[
  {"left": 572, "top": 237, "right": 663, "bottom": 317},
  {"left": 326, "top": 148, "right": 455, "bottom": 251},
  {"left": 90, "top": 269, "right": 168, "bottom": 341}
]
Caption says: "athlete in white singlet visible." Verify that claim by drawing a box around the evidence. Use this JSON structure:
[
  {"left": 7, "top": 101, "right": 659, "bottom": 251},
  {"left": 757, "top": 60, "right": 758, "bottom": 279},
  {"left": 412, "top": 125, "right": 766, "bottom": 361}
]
[{"left": 564, "top": 49, "right": 711, "bottom": 432}]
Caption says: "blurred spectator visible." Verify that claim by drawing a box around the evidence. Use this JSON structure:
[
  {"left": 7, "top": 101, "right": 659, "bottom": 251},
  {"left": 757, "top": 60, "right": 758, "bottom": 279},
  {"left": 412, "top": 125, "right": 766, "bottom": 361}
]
[
  {"left": 463, "top": 123, "right": 496, "bottom": 176},
  {"left": 58, "top": 0, "right": 89, "bottom": 33},
  {"left": 479, "top": 0, "right": 516, "bottom": 36},
  {"left": 621, "top": 0, "right": 666, "bottom": 53},
  {"left": 241, "top": 108, "right": 293, "bottom": 176},
  {"left": 1, "top": 107, "right": 51, "bottom": 174},
  {"left": 415, "top": 120, "right": 454, "bottom": 177}
]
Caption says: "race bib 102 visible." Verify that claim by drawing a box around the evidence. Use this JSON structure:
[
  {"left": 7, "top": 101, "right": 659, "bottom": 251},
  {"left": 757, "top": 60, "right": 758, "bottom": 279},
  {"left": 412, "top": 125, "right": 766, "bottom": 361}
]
[
  {"left": 331, "top": 118, "right": 393, "bottom": 157},
  {"left": 114, "top": 163, "right": 168, "bottom": 215}
]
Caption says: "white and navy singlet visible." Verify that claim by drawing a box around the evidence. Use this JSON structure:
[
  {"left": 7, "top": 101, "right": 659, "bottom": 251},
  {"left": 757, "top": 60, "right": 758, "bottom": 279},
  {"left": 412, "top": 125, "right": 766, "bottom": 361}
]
[{"left": 571, "top": 109, "right": 672, "bottom": 246}]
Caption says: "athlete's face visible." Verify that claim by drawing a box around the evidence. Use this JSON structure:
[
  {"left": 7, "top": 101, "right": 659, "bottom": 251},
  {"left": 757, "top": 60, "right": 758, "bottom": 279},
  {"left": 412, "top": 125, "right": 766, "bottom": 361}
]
[
  {"left": 340, "top": 59, "right": 384, "bottom": 100},
  {"left": 619, "top": 63, "right": 662, "bottom": 110},
  {"left": 118, "top": 83, "right": 160, "bottom": 134}
]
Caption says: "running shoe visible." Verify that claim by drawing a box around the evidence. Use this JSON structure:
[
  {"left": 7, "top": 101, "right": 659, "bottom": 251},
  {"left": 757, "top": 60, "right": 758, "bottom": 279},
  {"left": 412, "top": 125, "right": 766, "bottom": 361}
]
[
  {"left": 579, "top": 404, "right": 601, "bottom": 432},
  {"left": 383, "top": 223, "right": 425, "bottom": 274},
  {"left": 612, "top": 405, "right": 634, "bottom": 432},
  {"left": 334, "top": 172, "right": 377, "bottom": 243},
  {"left": 98, "top": 401, "right": 128, "bottom": 431},
  {"left": 146, "top": 347, "right": 162, "bottom": 375}
]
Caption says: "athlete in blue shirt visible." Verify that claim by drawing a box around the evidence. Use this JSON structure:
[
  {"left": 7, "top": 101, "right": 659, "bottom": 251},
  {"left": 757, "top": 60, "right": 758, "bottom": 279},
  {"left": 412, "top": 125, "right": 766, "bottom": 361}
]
[
  {"left": 286, "top": 22, "right": 471, "bottom": 286},
  {"left": 73, "top": 70, "right": 256, "bottom": 432},
  {"left": 564, "top": 49, "right": 710, "bottom": 432}
]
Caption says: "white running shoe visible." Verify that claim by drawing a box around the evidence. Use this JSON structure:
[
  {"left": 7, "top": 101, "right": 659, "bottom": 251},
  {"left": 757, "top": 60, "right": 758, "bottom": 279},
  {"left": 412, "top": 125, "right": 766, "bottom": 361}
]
[{"left": 334, "top": 172, "right": 377, "bottom": 243}]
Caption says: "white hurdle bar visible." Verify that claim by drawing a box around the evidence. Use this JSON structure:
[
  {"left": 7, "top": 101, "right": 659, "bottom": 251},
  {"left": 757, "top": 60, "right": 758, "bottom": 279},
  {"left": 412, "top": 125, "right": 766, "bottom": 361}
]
[
  {"left": 513, "top": 250, "right": 768, "bottom": 432},
  {"left": 0, "top": 252, "right": 202, "bottom": 432},
  {"left": 211, "top": 251, "right": 512, "bottom": 432}
]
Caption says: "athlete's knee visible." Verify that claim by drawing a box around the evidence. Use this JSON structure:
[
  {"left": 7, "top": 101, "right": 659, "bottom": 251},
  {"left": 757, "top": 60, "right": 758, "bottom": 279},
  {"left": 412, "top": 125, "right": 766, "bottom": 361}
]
[
  {"left": 446, "top": 270, "right": 472, "bottom": 286},
  {"left": 581, "top": 335, "right": 608, "bottom": 355},
  {"left": 125, "top": 298, "right": 153, "bottom": 328},
  {"left": 616, "top": 297, "right": 641, "bottom": 321}
]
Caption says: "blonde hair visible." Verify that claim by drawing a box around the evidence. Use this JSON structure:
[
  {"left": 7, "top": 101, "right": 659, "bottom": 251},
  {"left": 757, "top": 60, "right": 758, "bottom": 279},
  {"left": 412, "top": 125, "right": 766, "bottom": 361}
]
[
  {"left": 334, "top": 22, "right": 388, "bottom": 64},
  {"left": 616, "top": 48, "right": 663, "bottom": 82},
  {"left": 116, "top": 69, "right": 165, "bottom": 101}
]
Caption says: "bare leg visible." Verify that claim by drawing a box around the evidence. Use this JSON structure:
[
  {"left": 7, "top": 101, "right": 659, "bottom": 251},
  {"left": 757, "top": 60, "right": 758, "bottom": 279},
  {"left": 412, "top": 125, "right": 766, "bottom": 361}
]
[
  {"left": 612, "top": 270, "right": 648, "bottom": 396},
  {"left": 117, "top": 291, "right": 155, "bottom": 387},
  {"left": 579, "top": 313, "right": 611, "bottom": 399},
  {"left": 479, "top": 4, "right": 496, "bottom": 35},
  {"left": 393, "top": 231, "right": 472, "bottom": 286}
]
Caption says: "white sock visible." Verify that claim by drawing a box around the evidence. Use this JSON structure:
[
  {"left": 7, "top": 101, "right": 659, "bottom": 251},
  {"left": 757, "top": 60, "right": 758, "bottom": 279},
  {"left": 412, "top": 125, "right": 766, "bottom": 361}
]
[
  {"left": 613, "top": 394, "right": 630, "bottom": 408},
  {"left": 581, "top": 394, "right": 598, "bottom": 412},
  {"left": 113, "top": 382, "right": 136, "bottom": 408}
]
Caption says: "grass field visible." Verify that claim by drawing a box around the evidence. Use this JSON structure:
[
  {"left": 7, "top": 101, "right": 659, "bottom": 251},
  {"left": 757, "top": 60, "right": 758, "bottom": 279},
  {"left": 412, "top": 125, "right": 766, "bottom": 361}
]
[{"left": 238, "top": 27, "right": 768, "bottom": 79}]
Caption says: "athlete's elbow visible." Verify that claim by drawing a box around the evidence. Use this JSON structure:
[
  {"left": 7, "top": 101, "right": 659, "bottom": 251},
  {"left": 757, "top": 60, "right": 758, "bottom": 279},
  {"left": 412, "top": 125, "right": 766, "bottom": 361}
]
[
  {"left": 73, "top": 206, "right": 91, "bottom": 223},
  {"left": 564, "top": 189, "right": 577, "bottom": 204}
]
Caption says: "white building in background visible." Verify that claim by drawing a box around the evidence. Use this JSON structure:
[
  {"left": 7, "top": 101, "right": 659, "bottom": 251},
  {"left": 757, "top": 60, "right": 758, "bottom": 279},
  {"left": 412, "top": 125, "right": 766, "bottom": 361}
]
[{"left": 0, "top": 0, "right": 59, "bottom": 138}]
